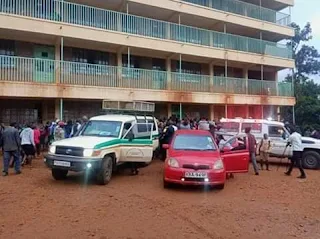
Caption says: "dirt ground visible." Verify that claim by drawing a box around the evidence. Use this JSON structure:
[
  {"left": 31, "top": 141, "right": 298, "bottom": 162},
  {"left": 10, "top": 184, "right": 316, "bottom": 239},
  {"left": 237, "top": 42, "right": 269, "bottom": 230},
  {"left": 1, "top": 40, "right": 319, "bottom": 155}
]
[{"left": 0, "top": 157, "right": 319, "bottom": 239}]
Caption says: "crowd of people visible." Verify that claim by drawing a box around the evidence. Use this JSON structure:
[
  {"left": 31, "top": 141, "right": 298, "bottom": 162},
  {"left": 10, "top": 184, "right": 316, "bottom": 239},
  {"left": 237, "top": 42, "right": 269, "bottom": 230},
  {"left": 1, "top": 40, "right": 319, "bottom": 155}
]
[
  {"left": 0, "top": 117, "right": 88, "bottom": 176},
  {"left": 1, "top": 114, "right": 307, "bottom": 179}
]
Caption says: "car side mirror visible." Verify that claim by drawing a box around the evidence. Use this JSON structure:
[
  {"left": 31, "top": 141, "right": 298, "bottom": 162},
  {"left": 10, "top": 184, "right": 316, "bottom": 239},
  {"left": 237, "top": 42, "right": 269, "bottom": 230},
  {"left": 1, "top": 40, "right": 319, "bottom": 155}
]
[{"left": 162, "top": 144, "right": 169, "bottom": 149}]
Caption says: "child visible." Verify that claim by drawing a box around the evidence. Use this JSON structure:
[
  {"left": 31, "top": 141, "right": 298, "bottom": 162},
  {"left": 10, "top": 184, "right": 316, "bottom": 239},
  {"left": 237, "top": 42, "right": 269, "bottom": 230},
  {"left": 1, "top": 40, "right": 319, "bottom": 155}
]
[{"left": 259, "top": 133, "right": 271, "bottom": 170}]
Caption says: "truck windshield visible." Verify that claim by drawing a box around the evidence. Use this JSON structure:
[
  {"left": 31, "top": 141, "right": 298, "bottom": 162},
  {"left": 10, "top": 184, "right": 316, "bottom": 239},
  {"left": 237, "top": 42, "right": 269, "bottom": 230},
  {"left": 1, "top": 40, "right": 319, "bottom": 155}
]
[
  {"left": 173, "top": 135, "right": 217, "bottom": 151},
  {"left": 81, "top": 120, "right": 122, "bottom": 137}
]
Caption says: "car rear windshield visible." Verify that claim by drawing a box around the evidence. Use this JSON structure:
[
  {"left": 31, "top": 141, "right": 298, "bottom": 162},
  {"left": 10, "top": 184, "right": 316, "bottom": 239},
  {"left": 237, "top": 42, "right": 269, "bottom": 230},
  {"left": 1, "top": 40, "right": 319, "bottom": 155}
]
[
  {"left": 81, "top": 120, "right": 122, "bottom": 137},
  {"left": 173, "top": 135, "right": 217, "bottom": 151}
]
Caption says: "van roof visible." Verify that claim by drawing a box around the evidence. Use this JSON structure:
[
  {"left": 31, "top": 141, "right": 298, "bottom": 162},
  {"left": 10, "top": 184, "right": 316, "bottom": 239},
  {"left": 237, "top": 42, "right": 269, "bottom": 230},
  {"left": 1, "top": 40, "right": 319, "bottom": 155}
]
[
  {"left": 90, "top": 115, "right": 154, "bottom": 122},
  {"left": 220, "top": 118, "right": 284, "bottom": 126}
]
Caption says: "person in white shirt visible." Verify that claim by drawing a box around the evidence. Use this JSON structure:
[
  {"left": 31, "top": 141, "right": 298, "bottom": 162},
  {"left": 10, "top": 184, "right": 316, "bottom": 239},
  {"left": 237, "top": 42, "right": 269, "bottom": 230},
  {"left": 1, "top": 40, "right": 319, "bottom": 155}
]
[
  {"left": 285, "top": 126, "right": 306, "bottom": 179},
  {"left": 20, "top": 124, "right": 35, "bottom": 166}
]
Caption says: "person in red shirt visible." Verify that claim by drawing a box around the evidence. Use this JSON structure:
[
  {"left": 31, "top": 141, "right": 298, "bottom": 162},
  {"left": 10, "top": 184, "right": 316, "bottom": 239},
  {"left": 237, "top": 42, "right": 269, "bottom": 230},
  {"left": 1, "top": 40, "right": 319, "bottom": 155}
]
[
  {"left": 33, "top": 124, "right": 41, "bottom": 157},
  {"left": 245, "top": 127, "right": 259, "bottom": 175}
]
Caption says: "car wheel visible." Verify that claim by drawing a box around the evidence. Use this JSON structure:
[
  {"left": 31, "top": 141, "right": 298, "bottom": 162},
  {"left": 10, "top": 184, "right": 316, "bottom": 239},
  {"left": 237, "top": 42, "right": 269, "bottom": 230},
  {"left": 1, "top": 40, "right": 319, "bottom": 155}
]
[
  {"left": 52, "top": 169, "right": 68, "bottom": 180},
  {"left": 302, "top": 151, "right": 320, "bottom": 169},
  {"left": 215, "top": 184, "right": 225, "bottom": 190},
  {"left": 96, "top": 156, "right": 113, "bottom": 185}
]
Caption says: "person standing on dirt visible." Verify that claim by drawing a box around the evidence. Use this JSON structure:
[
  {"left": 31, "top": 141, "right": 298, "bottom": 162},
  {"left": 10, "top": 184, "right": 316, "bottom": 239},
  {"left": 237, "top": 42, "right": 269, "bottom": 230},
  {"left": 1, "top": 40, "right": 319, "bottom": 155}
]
[
  {"left": 245, "top": 127, "right": 259, "bottom": 175},
  {"left": 0, "top": 122, "right": 21, "bottom": 176},
  {"left": 20, "top": 123, "right": 36, "bottom": 166},
  {"left": 259, "top": 133, "right": 271, "bottom": 171},
  {"left": 159, "top": 120, "right": 175, "bottom": 161},
  {"left": 285, "top": 126, "right": 306, "bottom": 179}
]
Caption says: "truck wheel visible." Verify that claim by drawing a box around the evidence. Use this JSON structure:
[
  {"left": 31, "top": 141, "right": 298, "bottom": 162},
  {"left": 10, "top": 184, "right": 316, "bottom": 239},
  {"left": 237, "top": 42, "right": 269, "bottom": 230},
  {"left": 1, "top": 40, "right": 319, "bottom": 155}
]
[
  {"left": 52, "top": 169, "right": 68, "bottom": 180},
  {"left": 96, "top": 156, "right": 113, "bottom": 185},
  {"left": 302, "top": 151, "right": 320, "bottom": 169}
]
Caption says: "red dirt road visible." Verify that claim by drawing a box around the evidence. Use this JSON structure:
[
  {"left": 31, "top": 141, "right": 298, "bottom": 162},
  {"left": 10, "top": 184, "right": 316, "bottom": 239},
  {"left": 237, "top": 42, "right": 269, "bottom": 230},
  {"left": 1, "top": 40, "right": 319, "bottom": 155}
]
[{"left": 0, "top": 159, "right": 319, "bottom": 239}]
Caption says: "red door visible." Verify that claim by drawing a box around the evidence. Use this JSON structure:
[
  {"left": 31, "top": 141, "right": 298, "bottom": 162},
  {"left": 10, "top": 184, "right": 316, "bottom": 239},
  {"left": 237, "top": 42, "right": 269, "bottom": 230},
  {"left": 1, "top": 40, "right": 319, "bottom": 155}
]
[{"left": 221, "top": 150, "right": 249, "bottom": 173}]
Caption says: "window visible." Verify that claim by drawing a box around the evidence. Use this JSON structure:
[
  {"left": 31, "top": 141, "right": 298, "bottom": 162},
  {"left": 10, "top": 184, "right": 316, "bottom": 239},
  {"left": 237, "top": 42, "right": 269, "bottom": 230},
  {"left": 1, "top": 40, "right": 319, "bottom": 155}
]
[
  {"left": 220, "top": 122, "right": 240, "bottom": 133},
  {"left": 136, "top": 119, "right": 154, "bottom": 132},
  {"left": 268, "top": 125, "right": 285, "bottom": 138},
  {"left": 152, "top": 58, "right": 165, "bottom": 71},
  {"left": 71, "top": 48, "right": 109, "bottom": 65},
  {"left": 0, "top": 40, "right": 15, "bottom": 56},
  {"left": 0, "top": 40, "right": 15, "bottom": 68},
  {"left": 175, "top": 61, "right": 201, "bottom": 75},
  {"left": 173, "top": 135, "right": 217, "bottom": 151},
  {"left": 81, "top": 120, "right": 122, "bottom": 137},
  {"left": 122, "top": 54, "right": 140, "bottom": 68},
  {"left": 241, "top": 123, "right": 262, "bottom": 134}
]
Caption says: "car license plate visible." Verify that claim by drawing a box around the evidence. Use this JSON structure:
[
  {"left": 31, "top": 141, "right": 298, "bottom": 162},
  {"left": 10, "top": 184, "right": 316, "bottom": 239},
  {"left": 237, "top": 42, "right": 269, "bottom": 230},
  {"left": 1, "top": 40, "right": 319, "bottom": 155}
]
[
  {"left": 53, "top": 161, "right": 71, "bottom": 167},
  {"left": 185, "top": 172, "right": 207, "bottom": 178}
]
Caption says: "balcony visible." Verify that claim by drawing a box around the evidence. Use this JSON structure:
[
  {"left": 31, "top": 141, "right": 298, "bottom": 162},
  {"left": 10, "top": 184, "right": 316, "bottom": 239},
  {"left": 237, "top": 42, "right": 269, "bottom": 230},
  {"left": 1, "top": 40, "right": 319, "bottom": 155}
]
[
  {"left": 0, "top": 55, "right": 294, "bottom": 97},
  {"left": 183, "top": 0, "right": 291, "bottom": 26},
  {"left": 0, "top": 0, "right": 292, "bottom": 59}
]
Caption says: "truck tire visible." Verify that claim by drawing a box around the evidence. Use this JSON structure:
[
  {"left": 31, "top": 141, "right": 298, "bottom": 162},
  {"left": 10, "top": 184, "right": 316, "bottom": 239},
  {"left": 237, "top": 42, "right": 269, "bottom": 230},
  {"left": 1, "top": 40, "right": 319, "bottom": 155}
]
[
  {"left": 52, "top": 169, "right": 68, "bottom": 180},
  {"left": 302, "top": 151, "right": 320, "bottom": 169},
  {"left": 96, "top": 155, "right": 113, "bottom": 185}
]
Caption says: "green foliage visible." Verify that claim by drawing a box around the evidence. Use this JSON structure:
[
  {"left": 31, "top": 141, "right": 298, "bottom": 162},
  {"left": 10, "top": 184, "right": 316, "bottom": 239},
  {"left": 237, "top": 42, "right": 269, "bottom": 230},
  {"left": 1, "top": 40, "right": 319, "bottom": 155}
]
[{"left": 283, "top": 22, "right": 320, "bottom": 131}]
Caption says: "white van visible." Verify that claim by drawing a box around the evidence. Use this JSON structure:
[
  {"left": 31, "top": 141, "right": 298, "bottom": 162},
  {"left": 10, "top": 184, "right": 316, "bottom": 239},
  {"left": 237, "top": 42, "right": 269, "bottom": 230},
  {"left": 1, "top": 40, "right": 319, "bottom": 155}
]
[{"left": 220, "top": 118, "right": 320, "bottom": 169}]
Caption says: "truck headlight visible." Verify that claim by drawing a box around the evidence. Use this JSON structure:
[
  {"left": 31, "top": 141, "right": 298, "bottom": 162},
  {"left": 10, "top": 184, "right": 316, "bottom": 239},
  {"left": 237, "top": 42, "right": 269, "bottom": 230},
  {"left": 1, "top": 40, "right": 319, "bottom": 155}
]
[
  {"left": 83, "top": 149, "right": 94, "bottom": 157},
  {"left": 213, "top": 159, "right": 224, "bottom": 170},
  {"left": 49, "top": 145, "right": 56, "bottom": 154},
  {"left": 168, "top": 158, "right": 179, "bottom": 168}
]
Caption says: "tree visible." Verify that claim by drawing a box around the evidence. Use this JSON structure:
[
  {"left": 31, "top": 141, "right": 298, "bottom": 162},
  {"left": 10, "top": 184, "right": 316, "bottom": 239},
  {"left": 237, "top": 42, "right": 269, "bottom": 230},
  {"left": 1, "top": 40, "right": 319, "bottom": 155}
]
[{"left": 283, "top": 23, "right": 320, "bottom": 131}]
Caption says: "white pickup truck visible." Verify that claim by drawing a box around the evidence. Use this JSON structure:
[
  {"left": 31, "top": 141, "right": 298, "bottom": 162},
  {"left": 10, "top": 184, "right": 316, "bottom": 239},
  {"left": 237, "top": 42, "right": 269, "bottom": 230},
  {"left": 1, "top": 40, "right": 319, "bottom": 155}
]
[{"left": 220, "top": 118, "right": 320, "bottom": 169}]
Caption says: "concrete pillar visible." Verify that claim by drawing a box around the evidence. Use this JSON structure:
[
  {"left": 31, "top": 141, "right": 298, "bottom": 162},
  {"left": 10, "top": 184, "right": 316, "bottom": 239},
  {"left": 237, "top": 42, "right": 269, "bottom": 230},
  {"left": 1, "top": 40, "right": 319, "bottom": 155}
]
[
  {"left": 54, "top": 99, "right": 60, "bottom": 120},
  {"left": 246, "top": 105, "right": 249, "bottom": 118},
  {"left": 209, "top": 105, "right": 214, "bottom": 121},
  {"left": 167, "top": 103, "right": 172, "bottom": 118},
  {"left": 277, "top": 106, "right": 281, "bottom": 121},
  {"left": 166, "top": 58, "right": 172, "bottom": 90},
  {"left": 209, "top": 63, "right": 214, "bottom": 92},
  {"left": 55, "top": 39, "right": 61, "bottom": 84},
  {"left": 117, "top": 51, "right": 122, "bottom": 87},
  {"left": 243, "top": 67, "right": 248, "bottom": 94},
  {"left": 54, "top": 99, "right": 64, "bottom": 121},
  {"left": 225, "top": 105, "right": 228, "bottom": 118},
  {"left": 42, "top": 101, "right": 48, "bottom": 123}
]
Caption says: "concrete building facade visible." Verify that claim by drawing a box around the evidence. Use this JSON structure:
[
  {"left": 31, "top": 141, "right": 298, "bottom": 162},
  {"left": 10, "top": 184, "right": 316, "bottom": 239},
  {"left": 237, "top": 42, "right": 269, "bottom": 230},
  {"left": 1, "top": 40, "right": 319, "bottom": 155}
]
[{"left": 0, "top": 0, "right": 295, "bottom": 123}]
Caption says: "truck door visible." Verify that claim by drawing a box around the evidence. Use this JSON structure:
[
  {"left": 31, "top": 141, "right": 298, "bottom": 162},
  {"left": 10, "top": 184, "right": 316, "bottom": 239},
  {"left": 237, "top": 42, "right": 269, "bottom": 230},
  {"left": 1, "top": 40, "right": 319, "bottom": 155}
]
[
  {"left": 120, "top": 122, "right": 153, "bottom": 163},
  {"left": 221, "top": 136, "right": 249, "bottom": 173},
  {"left": 268, "top": 125, "right": 291, "bottom": 157}
]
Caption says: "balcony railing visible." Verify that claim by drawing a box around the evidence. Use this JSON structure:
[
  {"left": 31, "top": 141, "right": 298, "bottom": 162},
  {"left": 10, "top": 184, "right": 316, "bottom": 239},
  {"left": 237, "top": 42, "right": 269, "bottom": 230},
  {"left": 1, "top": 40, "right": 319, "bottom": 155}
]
[
  {"left": 183, "top": 0, "right": 291, "bottom": 26},
  {"left": 0, "top": 55, "right": 294, "bottom": 97},
  {"left": 0, "top": 0, "right": 293, "bottom": 59}
]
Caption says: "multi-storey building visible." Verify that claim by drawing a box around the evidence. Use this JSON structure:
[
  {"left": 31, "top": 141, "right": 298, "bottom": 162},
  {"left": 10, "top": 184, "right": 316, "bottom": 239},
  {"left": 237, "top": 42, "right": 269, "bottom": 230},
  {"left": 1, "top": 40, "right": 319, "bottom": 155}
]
[{"left": 0, "top": 0, "right": 295, "bottom": 124}]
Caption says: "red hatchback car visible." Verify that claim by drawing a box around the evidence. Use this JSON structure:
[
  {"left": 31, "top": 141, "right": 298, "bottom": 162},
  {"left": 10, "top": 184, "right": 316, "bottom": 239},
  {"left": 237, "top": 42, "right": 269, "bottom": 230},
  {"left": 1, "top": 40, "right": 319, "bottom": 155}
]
[{"left": 163, "top": 130, "right": 249, "bottom": 189}]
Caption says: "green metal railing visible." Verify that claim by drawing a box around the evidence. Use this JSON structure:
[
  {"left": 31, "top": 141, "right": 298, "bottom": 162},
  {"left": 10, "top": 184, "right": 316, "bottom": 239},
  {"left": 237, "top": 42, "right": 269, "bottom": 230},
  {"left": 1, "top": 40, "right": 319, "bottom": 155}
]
[
  {"left": 184, "top": 0, "right": 291, "bottom": 26},
  {"left": 0, "top": 55, "right": 294, "bottom": 97},
  {"left": 171, "top": 72, "right": 211, "bottom": 92},
  {"left": 0, "top": 0, "right": 292, "bottom": 59},
  {"left": 278, "top": 81, "right": 294, "bottom": 97}
]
